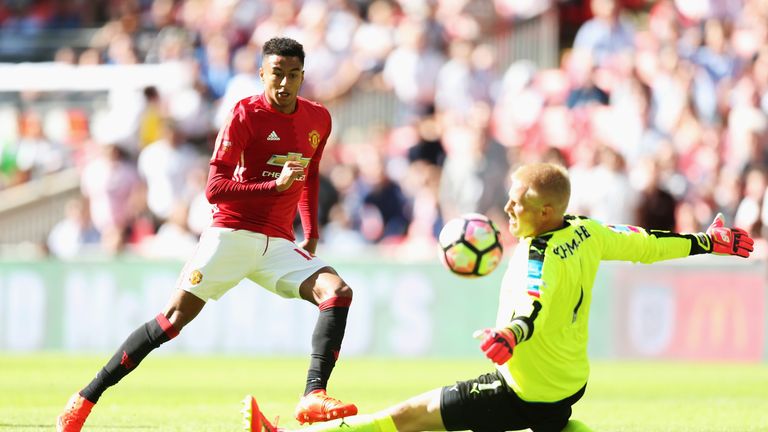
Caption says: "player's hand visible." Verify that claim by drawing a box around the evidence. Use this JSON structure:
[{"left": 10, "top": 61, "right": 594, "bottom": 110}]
[
  {"left": 706, "top": 213, "right": 754, "bottom": 258},
  {"left": 473, "top": 327, "right": 516, "bottom": 365},
  {"left": 276, "top": 161, "right": 305, "bottom": 192},
  {"left": 299, "top": 238, "right": 318, "bottom": 256}
]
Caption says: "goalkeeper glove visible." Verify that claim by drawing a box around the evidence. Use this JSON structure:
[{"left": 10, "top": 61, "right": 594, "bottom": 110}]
[
  {"left": 706, "top": 213, "right": 754, "bottom": 258},
  {"left": 474, "top": 327, "right": 517, "bottom": 365}
]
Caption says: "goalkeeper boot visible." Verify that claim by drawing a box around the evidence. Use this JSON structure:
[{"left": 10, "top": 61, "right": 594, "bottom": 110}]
[
  {"left": 294, "top": 389, "right": 358, "bottom": 424},
  {"left": 241, "top": 395, "right": 281, "bottom": 432},
  {"left": 56, "top": 393, "right": 94, "bottom": 432}
]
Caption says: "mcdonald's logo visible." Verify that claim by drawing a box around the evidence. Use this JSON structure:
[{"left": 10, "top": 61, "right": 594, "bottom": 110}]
[
  {"left": 685, "top": 293, "right": 748, "bottom": 353},
  {"left": 613, "top": 269, "right": 764, "bottom": 361}
]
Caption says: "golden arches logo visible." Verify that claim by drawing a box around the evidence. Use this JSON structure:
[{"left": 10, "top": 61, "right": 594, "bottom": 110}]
[
  {"left": 308, "top": 130, "right": 320, "bottom": 148},
  {"left": 686, "top": 294, "right": 748, "bottom": 352}
]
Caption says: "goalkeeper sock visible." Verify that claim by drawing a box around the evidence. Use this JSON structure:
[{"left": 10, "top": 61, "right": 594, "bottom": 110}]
[
  {"left": 80, "top": 314, "right": 179, "bottom": 403},
  {"left": 304, "top": 296, "right": 351, "bottom": 395},
  {"left": 300, "top": 415, "right": 397, "bottom": 432},
  {"left": 561, "top": 419, "right": 594, "bottom": 432}
]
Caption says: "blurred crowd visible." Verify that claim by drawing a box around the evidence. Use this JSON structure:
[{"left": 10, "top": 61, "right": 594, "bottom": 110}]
[{"left": 1, "top": 0, "right": 768, "bottom": 260}]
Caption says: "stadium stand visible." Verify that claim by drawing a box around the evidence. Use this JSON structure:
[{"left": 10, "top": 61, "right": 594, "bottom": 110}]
[{"left": 0, "top": 0, "right": 766, "bottom": 261}]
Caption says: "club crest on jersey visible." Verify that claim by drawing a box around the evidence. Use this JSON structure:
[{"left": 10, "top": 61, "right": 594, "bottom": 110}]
[
  {"left": 221, "top": 140, "right": 232, "bottom": 152},
  {"left": 189, "top": 270, "right": 203, "bottom": 285},
  {"left": 266, "top": 152, "right": 311, "bottom": 167},
  {"left": 308, "top": 130, "right": 320, "bottom": 148}
]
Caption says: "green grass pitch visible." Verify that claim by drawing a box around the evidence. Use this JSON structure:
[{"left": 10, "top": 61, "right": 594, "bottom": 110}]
[{"left": 1, "top": 355, "right": 767, "bottom": 431}]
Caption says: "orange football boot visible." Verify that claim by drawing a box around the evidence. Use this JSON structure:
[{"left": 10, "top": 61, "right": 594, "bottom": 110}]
[
  {"left": 242, "top": 395, "right": 280, "bottom": 432},
  {"left": 56, "top": 393, "right": 94, "bottom": 432},
  {"left": 294, "top": 390, "right": 358, "bottom": 424}
]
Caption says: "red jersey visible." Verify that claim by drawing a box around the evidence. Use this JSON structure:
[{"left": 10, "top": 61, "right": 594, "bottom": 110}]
[{"left": 206, "top": 93, "right": 331, "bottom": 241}]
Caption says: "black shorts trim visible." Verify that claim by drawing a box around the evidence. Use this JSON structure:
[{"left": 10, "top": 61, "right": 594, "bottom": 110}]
[{"left": 440, "top": 371, "right": 586, "bottom": 432}]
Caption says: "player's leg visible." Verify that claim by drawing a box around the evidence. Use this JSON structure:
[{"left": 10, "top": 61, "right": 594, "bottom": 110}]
[
  {"left": 528, "top": 385, "right": 587, "bottom": 432},
  {"left": 244, "top": 388, "right": 444, "bottom": 432},
  {"left": 383, "top": 388, "right": 445, "bottom": 432},
  {"left": 80, "top": 289, "right": 204, "bottom": 402},
  {"left": 57, "top": 290, "right": 204, "bottom": 432},
  {"left": 58, "top": 227, "right": 251, "bottom": 432},
  {"left": 249, "top": 240, "right": 355, "bottom": 423},
  {"left": 294, "top": 267, "right": 356, "bottom": 423},
  {"left": 299, "top": 267, "right": 353, "bottom": 392}
]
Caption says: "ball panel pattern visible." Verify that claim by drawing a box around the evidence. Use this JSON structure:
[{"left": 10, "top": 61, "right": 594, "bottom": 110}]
[{"left": 438, "top": 213, "right": 504, "bottom": 277}]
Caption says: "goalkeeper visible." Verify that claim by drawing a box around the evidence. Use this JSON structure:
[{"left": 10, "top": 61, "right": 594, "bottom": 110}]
[{"left": 245, "top": 162, "right": 754, "bottom": 432}]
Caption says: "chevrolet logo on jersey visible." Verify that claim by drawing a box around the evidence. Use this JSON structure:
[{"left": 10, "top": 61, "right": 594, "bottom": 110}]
[{"left": 266, "top": 152, "right": 312, "bottom": 168}]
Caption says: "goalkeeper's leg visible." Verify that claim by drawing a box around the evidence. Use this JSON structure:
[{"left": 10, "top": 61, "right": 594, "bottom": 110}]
[
  {"left": 246, "top": 388, "right": 445, "bottom": 432},
  {"left": 290, "top": 415, "right": 397, "bottom": 432},
  {"left": 561, "top": 419, "right": 594, "bottom": 432}
]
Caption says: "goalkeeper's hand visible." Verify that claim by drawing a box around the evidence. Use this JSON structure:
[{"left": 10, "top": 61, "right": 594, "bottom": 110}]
[
  {"left": 706, "top": 213, "right": 754, "bottom": 258},
  {"left": 473, "top": 327, "right": 517, "bottom": 365}
]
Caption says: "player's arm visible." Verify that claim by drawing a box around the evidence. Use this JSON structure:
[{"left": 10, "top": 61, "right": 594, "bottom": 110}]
[
  {"left": 297, "top": 113, "right": 330, "bottom": 254},
  {"left": 205, "top": 162, "right": 280, "bottom": 203},
  {"left": 477, "top": 239, "right": 556, "bottom": 365},
  {"left": 595, "top": 214, "right": 753, "bottom": 263},
  {"left": 475, "top": 303, "right": 542, "bottom": 365}
]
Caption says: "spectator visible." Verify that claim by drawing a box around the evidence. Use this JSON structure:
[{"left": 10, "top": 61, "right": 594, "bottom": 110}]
[
  {"left": 573, "top": 0, "right": 635, "bottom": 66},
  {"left": 395, "top": 159, "right": 443, "bottom": 259},
  {"left": 250, "top": 0, "right": 301, "bottom": 48},
  {"left": 639, "top": 185, "right": 678, "bottom": 231},
  {"left": 185, "top": 161, "right": 214, "bottom": 236},
  {"left": 137, "top": 121, "right": 202, "bottom": 222},
  {"left": 15, "top": 110, "right": 70, "bottom": 182},
  {"left": 214, "top": 45, "right": 263, "bottom": 128},
  {"left": 407, "top": 113, "right": 446, "bottom": 167},
  {"left": 434, "top": 39, "right": 495, "bottom": 116},
  {"left": 360, "top": 153, "right": 411, "bottom": 242},
  {"left": 80, "top": 143, "right": 142, "bottom": 254},
  {"left": 321, "top": 203, "right": 369, "bottom": 255},
  {"left": 47, "top": 197, "right": 101, "bottom": 259},
  {"left": 565, "top": 53, "right": 609, "bottom": 109},
  {"left": 200, "top": 34, "right": 233, "bottom": 101},
  {"left": 382, "top": 17, "right": 446, "bottom": 123},
  {"left": 735, "top": 166, "right": 766, "bottom": 234},
  {"left": 300, "top": 13, "right": 361, "bottom": 103},
  {"left": 590, "top": 146, "right": 638, "bottom": 224},
  {"left": 438, "top": 111, "right": 508, "bottom": 222},
  {"left": 691, "top": 18, "right": 738, "bottom": 84},
  {"left": 138, "top": 201, "right": 198, "bottom": 260},
  {"left": 138, "top": 86, "right": 166, "bottom": 150},
  {"left": 351, "top": 0, "right": 397, "bottom": 75}
]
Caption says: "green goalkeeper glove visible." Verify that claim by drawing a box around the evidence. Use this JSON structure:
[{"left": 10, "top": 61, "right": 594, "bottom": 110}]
[{"left": 706, "top": 213, "right": 754, "bottom": 258}]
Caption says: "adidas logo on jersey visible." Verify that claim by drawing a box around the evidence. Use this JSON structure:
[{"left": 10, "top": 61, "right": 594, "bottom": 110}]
[{"left": 267, "top": 131, "right": 280, "bottom": 141}]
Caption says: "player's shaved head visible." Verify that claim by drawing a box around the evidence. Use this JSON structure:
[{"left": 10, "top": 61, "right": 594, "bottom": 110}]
[{"left": 512, "top": 163, "right": 571, "bottom": 215}]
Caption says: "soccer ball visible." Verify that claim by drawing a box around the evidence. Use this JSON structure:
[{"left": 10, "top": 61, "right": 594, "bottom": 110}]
[{"left": 438, "top": 213, "right": 504, "bottom": 277}]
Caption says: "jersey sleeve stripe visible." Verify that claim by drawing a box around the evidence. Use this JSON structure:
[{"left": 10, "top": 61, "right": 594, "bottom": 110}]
[{"left": 526, "top": 235, "right": 552, "bottom": 298}]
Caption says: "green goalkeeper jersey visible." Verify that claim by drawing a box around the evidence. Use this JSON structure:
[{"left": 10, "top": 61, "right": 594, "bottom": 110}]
[{"left": 496, "top": 215, "right": 712, "bottom": 402}]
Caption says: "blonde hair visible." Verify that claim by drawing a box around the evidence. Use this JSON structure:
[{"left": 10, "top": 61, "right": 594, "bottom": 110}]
[{"left": 513, "top": 163, "right": 571, "bottom": 214}]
